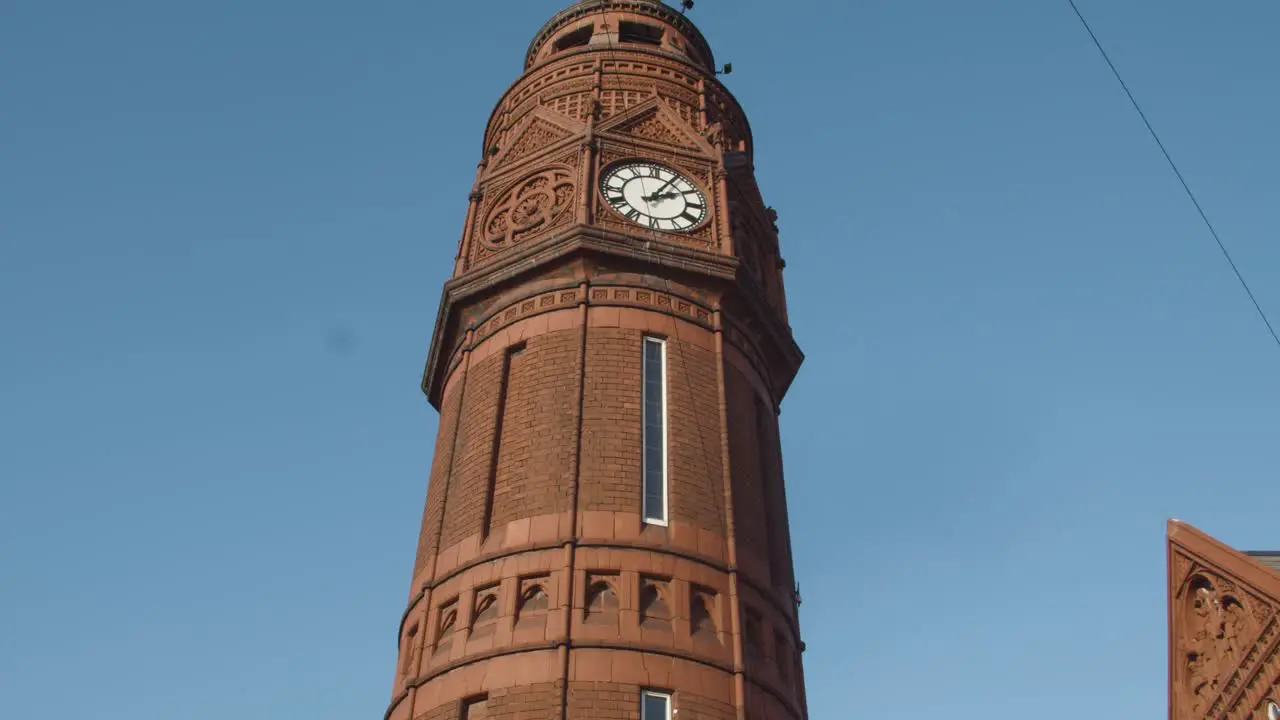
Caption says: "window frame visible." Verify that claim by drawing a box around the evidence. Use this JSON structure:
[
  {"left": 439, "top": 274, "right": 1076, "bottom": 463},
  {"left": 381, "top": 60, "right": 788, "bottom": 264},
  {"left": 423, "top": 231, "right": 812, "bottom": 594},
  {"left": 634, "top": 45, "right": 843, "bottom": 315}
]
[
  {"left": 619, "top": 20, "right": 664, "bottom": 46},
  {"left": 641, "top": 335, "right": 669, "bottom": 526},
  {"left": 640, "top": 689, "right": 673, "bottom": 720},
  {"left": 553, "top": 23, "right": 594, "bottom": 53}
]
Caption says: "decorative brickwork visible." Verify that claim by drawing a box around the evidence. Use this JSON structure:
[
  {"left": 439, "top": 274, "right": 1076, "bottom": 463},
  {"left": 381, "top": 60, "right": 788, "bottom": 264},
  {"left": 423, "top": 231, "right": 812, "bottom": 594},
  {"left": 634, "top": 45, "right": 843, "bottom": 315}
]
[
  {"left": 1167, "top": 522, "right": 1280, "bottom": 720},
  {"left": 387, "top": 3, "right": 806, "bottom": 720}
]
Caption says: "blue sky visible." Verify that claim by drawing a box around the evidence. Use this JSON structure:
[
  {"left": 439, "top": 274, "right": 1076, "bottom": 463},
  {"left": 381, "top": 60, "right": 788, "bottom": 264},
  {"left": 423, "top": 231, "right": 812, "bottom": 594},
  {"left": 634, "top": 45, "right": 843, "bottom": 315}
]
[{"left": 2, "top": 1, "right": 1279, "bottom": 717}]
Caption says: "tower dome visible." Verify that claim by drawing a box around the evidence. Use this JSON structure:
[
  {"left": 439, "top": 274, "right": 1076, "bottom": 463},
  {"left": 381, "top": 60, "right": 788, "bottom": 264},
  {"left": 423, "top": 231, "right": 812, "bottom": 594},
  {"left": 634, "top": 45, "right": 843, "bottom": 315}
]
[{"left": 525, "top": 0, "right": 716, "bottom": 72}]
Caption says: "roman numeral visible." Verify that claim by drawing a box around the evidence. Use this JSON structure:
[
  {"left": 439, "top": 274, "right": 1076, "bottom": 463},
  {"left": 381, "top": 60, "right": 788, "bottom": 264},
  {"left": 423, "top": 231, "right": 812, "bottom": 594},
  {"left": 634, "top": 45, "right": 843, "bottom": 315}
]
[
  {"left": 686, "top": 203, "right": 703, "bottom": 211},
  {"left": 626, "top": 209, "right": 642, "bottom": 221},
  {"left": 648, "top": 216, "right": 660, "bottom": 229},
  {"left": 680, "top": 211, "right": 699, "bottom": 223}
]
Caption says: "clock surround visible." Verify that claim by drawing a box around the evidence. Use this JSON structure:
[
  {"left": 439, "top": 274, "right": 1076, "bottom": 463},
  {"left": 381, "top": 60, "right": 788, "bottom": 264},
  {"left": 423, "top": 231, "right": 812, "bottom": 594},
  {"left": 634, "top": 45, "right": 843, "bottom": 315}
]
[{"left": 599, "top": 159, "right": 709, "bottom": 233}]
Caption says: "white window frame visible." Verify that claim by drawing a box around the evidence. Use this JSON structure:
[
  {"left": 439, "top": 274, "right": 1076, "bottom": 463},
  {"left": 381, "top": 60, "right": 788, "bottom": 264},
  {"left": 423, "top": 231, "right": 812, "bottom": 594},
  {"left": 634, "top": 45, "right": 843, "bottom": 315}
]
[
  {"left": 641, "top": 689, "right": 672, "bottom": 720},
  {"left": 641, "top": 336, "right": 669, "bottom": 526}
]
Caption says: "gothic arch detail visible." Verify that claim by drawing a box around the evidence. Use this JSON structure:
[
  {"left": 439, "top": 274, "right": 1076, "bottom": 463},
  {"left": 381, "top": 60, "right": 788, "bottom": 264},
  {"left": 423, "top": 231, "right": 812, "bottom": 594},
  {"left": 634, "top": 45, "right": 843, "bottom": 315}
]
[
  {"left": 639, "top": 576, "right": 672, "bottom": 631},
  {"left": 584, "top": 574, "right": 620, "bottom": 626},
  {"left": 690, "top": 585, "right": 719, "bottom": 643},
  {"left": 471, "top": 585, "right": 501, "bottom": 639},
  {"left": 435, "top": 598, "right": 459, "bottom": 656},
  {"left": 399, "top": 622, "right": 420, "bottom": 684},
  {"left": 1178, "top": 573, "right": 1258, "bottom": 717}
]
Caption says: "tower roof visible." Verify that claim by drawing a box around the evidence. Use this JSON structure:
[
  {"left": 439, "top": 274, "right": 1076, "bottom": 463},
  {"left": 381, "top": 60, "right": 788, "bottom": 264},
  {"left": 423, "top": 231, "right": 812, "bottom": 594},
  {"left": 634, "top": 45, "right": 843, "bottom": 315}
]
[
  {"left": 1247, "top": 551, "right": 1280, "bottom": 574},
  {"left": 525, "top": 0, "right": 715, "bottom": 72}
]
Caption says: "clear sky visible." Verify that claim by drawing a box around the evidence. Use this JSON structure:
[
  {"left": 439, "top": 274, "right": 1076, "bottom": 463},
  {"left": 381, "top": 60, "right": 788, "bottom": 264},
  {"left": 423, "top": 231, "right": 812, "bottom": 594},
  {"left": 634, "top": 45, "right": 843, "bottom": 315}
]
[{"left": 2, "top": 1, "right": 1279, "bottom": 718}]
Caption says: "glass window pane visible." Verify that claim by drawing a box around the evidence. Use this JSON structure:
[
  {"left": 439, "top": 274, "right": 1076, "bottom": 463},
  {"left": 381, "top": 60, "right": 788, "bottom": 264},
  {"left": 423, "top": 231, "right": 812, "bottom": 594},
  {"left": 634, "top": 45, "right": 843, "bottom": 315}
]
[
  {"left": 642, "top": 692, "right": 670, "bottom": 720},
  {"left": 641, "top": 338, "right": 666, "bottom": 524}
]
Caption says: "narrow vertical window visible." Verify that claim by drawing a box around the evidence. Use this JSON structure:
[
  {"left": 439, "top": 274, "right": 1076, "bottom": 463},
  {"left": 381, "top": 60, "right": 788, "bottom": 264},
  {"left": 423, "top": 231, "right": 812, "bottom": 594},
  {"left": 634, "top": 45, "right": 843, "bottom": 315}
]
[
  {"left": 642, "top": 336, "right": 668, "bottom": 525},
  {"left": 641, "top": 690, "right": 672, "bottom": 720},
  {"left": 482, "top": 343, "right": 523, "bottom": 540},
  {"left": 461, "top": 694, "right": 488, "bottom": 720}
]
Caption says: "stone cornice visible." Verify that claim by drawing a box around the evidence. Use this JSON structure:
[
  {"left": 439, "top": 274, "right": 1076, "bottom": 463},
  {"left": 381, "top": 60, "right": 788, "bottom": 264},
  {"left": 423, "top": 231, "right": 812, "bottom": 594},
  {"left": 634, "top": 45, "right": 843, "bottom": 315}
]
[{"left": 420, "top": 226, "right": 802, "bottom": 409}]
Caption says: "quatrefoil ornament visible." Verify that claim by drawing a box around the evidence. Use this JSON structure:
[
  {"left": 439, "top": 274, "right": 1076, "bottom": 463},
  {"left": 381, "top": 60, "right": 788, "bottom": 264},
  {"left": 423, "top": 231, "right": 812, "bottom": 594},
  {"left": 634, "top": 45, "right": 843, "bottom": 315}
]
[{"left": 480, "top": 167, "right": 576, "bottom": 251}]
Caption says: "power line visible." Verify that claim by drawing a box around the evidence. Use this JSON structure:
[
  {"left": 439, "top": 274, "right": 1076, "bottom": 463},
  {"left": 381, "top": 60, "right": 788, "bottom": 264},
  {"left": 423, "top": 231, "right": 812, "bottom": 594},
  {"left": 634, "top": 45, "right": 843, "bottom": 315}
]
[{"left": 1065, "top": 0, "right": 1280, "bottom": 351}]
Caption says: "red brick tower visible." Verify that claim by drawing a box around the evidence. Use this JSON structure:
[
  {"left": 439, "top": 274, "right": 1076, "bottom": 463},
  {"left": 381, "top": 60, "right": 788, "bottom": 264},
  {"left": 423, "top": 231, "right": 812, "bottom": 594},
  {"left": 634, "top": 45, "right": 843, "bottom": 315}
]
[{"left": 386, "top": 2, "right": 805, "bottom": 718}]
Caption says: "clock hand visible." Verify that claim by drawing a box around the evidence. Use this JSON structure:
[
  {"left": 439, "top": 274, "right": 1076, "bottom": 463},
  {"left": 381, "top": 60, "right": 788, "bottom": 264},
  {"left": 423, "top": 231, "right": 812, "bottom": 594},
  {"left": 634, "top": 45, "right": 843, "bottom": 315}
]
[{"left": 645, "top": 176, "right": 679, "bottom": 202}]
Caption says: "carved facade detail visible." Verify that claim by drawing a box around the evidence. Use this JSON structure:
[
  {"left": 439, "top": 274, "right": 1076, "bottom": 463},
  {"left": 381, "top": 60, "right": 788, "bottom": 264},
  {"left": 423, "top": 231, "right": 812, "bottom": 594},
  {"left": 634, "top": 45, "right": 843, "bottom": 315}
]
[
  {"left": 471, "top": 584, "right": 501, "bottom": 639},
  {"left": 691, "top": 584, "right": 720, "bottom": 643},
  {"left": 584, "top": 573, "right": 621, "bottom": 626},
  {"left": 494, "top": 116, "right": 574, "bottom": 170},
  {"left": 399, "top": 622, "right": 420, "bottom": 685},
  {"left": 705, "top": 83, "right": 750, "bottom": 154},
  {"left": 515, "top": 575, "right": 550, "bottom": 630},
  {"left": 1220, "top": 616, "right": 1280, "bottom": 718},
  {"left": 434, "top": 597, "right": 460, "bottom": 656},
  {"left": 600, "top": 59, "right": 700, "bottom": 89},
  {"left": 542, "top": 91, "right": 594, "bottom": 122},
  {"left": 474, "top": 166, "right": 576, "bottom": 263},
  {"left": 504, "top": 61, "right": 597, "bottom": 116},
  {"left": 599, "top": 88, "right": 649, "bottom": 119},
  {"left": 1176, "top": 569, "right": 1270, "bottom": 718},
  {"left": 615, "top": 109, "right": 698, "bottom": 150},
  {"left": 639, "top": 576, "right": 673, "bottom": 631}
]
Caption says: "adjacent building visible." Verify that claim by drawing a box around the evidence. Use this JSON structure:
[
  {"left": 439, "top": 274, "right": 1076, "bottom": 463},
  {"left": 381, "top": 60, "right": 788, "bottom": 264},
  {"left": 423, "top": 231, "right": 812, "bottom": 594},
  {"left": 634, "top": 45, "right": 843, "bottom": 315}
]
[{"left": 1167, "top": 520, "right": 1280, "bottom": 720}]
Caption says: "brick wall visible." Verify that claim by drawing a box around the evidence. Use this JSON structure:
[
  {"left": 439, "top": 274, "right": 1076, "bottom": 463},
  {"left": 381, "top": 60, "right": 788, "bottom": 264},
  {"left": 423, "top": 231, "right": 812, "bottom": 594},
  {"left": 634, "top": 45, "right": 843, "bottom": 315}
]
[
  {"left": 415, "top": 379, "right": 466, "bottom": 577},
  {"left": 757, "top": 404, "right": 796, "bottom": 593},
  {"left": 399, "top": 319, "right": 802, "bottom": 720},
  {"left": 439, "top": 353, "right": 504, "bottom": 549},
  {"left": 665, "top": 337, "right": 725, "bottom": 533},
  {"left": 414, "top": 682, "right": 562, "bottom": 720},
  {"left": 567, "top": 681, "right": 735, "bottom": 720},
  {"left": 578, "top": 328, "right": 643, "bottom": 514},
  {"left": 489, "top": 330, "right": 581, "bottom": 531},
  {"left": 724, "top": 363, "right": 770, "bottom": 585}
]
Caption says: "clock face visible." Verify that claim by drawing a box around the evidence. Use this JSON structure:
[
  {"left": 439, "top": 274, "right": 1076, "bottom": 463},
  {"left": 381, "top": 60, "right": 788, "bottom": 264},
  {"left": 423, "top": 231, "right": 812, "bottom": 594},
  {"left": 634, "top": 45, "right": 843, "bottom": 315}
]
[{"left": 600, "top": 161, "right": 707, "bottom": 232}]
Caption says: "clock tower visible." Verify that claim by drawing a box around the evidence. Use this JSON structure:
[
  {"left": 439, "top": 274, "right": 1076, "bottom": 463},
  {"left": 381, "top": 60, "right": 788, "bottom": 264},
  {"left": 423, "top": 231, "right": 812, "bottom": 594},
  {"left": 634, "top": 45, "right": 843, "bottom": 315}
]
[{"left": 385, "top": 2, "right": 806, "bottom": 718}]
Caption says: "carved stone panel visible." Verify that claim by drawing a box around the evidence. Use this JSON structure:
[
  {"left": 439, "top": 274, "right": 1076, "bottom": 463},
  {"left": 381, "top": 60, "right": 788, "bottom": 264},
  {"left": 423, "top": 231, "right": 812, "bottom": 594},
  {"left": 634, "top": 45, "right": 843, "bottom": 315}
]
[
  {"left": 474, "top": 166, "right": 577, "bottom": 265},
  {"left": 493, "top": 116, "right": 574, "bottom": 171},
  {"left": 1177, "top": 571, "right": 1263, "bottom": 717}
]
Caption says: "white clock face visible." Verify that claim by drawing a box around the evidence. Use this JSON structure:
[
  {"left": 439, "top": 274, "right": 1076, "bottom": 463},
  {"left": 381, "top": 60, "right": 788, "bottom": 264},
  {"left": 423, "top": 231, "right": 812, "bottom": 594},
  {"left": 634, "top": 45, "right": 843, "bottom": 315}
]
[{"left": 600, "top": 161, "right": 707, "bottom": 232}]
